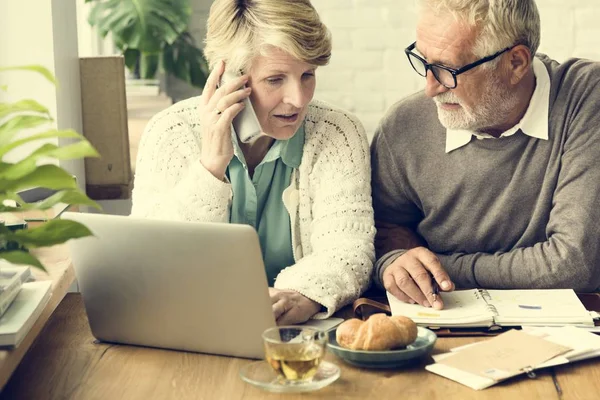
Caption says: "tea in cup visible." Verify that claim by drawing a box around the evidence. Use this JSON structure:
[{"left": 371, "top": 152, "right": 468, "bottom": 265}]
[{"left": 262, "top": 326, "right": 327, "bottom": 383}]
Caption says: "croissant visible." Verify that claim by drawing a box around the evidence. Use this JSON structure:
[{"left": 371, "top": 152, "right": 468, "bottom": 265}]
[{"left": 335, "top": 314, "right": 418, "bottom": 351}]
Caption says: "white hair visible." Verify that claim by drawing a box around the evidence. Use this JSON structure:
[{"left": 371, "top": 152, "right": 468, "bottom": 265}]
[{"left": 419, "top": 0, "right": 540, "bottom": 67}]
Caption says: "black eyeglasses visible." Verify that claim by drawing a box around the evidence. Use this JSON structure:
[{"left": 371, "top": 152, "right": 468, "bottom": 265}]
[{"left": 404, "top": 42, "right": 513, "bottom": 89}]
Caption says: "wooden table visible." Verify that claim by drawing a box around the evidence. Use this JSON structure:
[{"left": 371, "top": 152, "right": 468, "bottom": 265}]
[
  {"left": 0, "top": 244, "right": 74, "bottom": 390},
  {"left": 2, "top": 294, "right": 600, "bottom": 399}
]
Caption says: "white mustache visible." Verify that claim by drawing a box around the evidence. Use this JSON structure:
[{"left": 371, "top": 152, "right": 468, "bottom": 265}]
[{"left": 434, "top": 92, "right": 461, "bottom": 105}]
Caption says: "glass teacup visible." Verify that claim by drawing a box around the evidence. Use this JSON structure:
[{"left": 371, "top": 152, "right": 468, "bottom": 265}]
[{"left": 262, "top": 326, "right": 327, "bottom": 384}]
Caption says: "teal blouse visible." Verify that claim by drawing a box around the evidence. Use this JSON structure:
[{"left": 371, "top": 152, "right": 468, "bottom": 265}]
[{"left": 226, "top": 125, "right": 305, "bottom": 286}]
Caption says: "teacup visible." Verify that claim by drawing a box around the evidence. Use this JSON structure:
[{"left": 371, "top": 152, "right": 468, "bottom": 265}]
[{"left": 262, "top": 326, "right": 327, "bottom": 383}]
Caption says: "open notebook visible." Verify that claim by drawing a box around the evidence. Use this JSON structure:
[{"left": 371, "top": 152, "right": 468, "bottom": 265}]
[{"left": 387, "top": 289, "right": 595, "bottom": 328}]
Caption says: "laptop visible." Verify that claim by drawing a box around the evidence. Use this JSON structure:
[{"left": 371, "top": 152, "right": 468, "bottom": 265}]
[{"left": 62, "top": 212, "right": 276, "bottom": 359}]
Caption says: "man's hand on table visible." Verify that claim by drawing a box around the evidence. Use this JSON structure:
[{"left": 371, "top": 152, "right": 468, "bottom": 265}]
[{"left": 383, "top": 246, "right": 455, "bottom": 310}]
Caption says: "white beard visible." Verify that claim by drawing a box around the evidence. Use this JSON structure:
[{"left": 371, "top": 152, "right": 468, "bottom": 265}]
[{"left": 434, "top": 74, "right": 520, "bottom": 132}]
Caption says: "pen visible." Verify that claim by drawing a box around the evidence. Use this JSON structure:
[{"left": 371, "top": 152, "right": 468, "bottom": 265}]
[{"left": 431, "top": 275, "right": 439, "bottom": 304}]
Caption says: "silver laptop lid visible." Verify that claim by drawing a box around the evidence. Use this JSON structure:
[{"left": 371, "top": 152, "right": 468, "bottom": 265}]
[{"left": 63, "top": 212, "right": 276, "bottom": 359}]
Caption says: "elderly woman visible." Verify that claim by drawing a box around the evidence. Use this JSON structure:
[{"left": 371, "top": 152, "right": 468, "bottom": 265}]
[{"left": 131, "top": 0, "right": 375, "bottom": 325}]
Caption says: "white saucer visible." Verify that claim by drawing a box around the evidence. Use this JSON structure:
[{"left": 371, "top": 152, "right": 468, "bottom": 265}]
[{"left": 239, "top": 360, "right": 340, "bottom": 393}]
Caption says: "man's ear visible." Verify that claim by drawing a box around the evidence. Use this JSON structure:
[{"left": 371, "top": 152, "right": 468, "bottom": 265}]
[{"left": 507, "top": 45, "right": 532, "bottom": 85}]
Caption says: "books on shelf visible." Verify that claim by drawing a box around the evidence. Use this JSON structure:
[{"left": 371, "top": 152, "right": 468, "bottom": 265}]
[
  {"left": 426, "top": 326, "right": 600, "bottom": 390},
  {"left": 0, "top": 264, "right": 32, "bottom": 318},
  {"left": 387, "top": 289, "right": 595, "bottom": 328},
  {"left": 0, "top": 280, "right": 52, "bottom": 347}
]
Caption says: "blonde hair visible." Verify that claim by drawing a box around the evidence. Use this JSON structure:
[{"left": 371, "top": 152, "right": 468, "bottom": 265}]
[
  {"left": 419, "top": 0, "right": 540, "bottom": 67},
  {"left": 204, "top": 0, "right": 332, "bottom": 73}
]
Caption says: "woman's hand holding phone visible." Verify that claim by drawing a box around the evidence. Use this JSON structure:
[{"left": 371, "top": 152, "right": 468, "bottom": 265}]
[{"left": 198, "top": 60, "right": 252, "bottom": 180}]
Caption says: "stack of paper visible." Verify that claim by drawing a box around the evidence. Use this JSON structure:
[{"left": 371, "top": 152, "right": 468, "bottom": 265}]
[
  {"left": 0, "top": 281, "right": 52, "bottom": 347},
  {"left": 0, "top": 265, "right": 32, "bottom": 317},
  {"left": 426, "top": 327, "right": 600, "bottom": 390}
]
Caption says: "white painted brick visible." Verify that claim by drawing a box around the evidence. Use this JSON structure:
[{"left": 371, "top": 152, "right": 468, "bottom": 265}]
[
  {"left": 315, "top": 91, "right": 356, "bottom": 112},
  {"left": 576, "top": 0, "right": 600, "bottom": 5},
  {"left": 330, "top": 50, "right": 384, "bottom": 70},
  {"left": 355, "top": 0, "right": 399, "bottom": 7},
  {"left": 384, "top": 28, "right": 418, "bottom": 50},
  {"left": 379, "top": 72, "right": 410, "bottom": 92},
  {"left": 321, "top": 8, "right": 386, "bottom": 29},
  {"left": 575, "top": 29, "right": 600, "bottom": 52},
  {"left": 353, "top": 94, "right": 385, "bottom": 113},
  {"left": 311, "top": 0, "right": 353, "bottom": 11},
  {"left": 538, "top": 7, "right": 575, "bottom": 58},
  {"left": 331, "top": 29, "right": 353, "bottom": 50},
  {"left": 316, "top": 69, "right": 354, "bottom": 92},
  {"left": 383, "top": 5, "right": 418, "bottom": 26},
  {"left": 537, "top": 0, "right": 575, "bottom": 7},
  {"left": 383, "top": 49, "right": 411, "bottom": 74},
  {"left": 351, "top": 29, "right": 388, "bottom": 50},
  {"left": 354, "top": 71, "right": 390, "bottom": 91},
  {"left": 574, "top": 7, "right": 600, "bottom": 27}
]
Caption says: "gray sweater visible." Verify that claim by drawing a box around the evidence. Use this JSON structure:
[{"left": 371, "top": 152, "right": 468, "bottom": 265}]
[{"left": 372, "top": 55, "right": 600, "bottom": 292}]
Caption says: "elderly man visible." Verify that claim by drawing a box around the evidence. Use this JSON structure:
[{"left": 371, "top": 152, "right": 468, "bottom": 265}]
[{"left": 372, "top": 0, "right": 600, "bottom": 310}]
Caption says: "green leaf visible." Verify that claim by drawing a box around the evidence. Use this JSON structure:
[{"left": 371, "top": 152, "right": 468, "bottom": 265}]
[
  {"left": 35, "top": 189, "right": 101, "bottom": 210},
  {"left": 189, "top": 53, "right": 209, "bottom": 88},
  {"left": 0, "top": 162, "right": 11, "bottom": 176},
  {"left": 35, "top": 139, "right": 99, "bottom": 159},
  {"left": 0, "top": 153, "right": 43, "bottom": 182},
  {"left": 0, "top": 189, "right": 100, "bottom": 211},
  {"left": 0, "top": 85, "right": 6, "bottom": 92},
  {"left": 0, "top": 114, "right": 53, "bottom": 146},
  {"left": 0, "top": 65, "right": 57, "bottom": 85},
  {"left": 87, "top": 0, "right": 190, "bottom": 53},
  {"left": 0, "top": 129, "right": 83, "bottom": 158},
  {"left": 0, "top": 164, "right": 77, "bottom": 193},
  {"left": 88, "top": 2, "right": 110, "bottom": 37},
  {"left": 0, "top": 140, "right": 99, "bottom": 182},
  {"left": 162, "top": 32, "right": 208, "bottom": 88},
  {"left": 123, "top": 48, "right": 141, "bottom": 71},
  {"left": 0, "top": 99, "right": 50, "bottom": 122},
  {"left": 12, "top": 219, "right": 93, "bottom": 248},
  {"left": 0, "top": 191, "right": 25, "bottom": 206},
  {"left": 140, "top": 52, "right": 160, "bottom": 79},
  {"left": 0, "top": 250, "right": 45, "bottom": 271},
  {"left": 0, "top": 191, "right": 26, "bottom": 212}
]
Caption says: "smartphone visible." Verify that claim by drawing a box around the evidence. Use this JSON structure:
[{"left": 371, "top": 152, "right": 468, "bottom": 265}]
[{"left": 219, "top": 70, "right": 263, "bottom": 143}]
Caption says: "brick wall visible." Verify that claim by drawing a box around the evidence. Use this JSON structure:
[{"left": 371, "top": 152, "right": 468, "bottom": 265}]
[
  {"left": 186, "top": 0, "right": 600, "bottom": 138},
  {"left": 311, "top": 0, "right": 600, "bottom": 138}
]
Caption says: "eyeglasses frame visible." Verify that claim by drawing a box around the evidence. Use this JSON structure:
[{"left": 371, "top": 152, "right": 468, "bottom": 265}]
[{"left": 404, "top": 42, "right": 515, "bottom": 89}]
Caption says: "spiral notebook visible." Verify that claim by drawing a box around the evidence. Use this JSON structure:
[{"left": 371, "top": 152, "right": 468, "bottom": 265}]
[{"left": 387, "top": 289, "right": 595, "bottom": 328}]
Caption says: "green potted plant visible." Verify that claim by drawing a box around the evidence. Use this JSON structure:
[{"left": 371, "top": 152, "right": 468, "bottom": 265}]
[
  {"left": 85, "top": 0, "right": 209, "bottom": 89},
  {"left": 0, "top": 65, "right": 101, "bottom": 270}
]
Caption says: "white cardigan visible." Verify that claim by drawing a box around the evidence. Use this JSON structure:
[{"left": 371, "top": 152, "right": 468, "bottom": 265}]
[{"left": 131, "top": 97, "right": 376, "bottom": 318}]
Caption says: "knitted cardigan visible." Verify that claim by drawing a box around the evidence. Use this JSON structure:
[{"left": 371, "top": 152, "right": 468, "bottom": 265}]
[{"left": 131, "top": 97, "right": 376, "bottom": 318}]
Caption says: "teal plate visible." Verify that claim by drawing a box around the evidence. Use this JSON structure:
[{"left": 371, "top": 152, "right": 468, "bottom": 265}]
[{"left": 327, "top": 327, "right": 437, "bottom": 369}]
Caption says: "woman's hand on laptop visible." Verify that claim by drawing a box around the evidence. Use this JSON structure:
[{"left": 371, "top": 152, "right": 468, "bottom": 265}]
[{"left": 269, "top": 288, "right": 321, "bottom": 325}]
